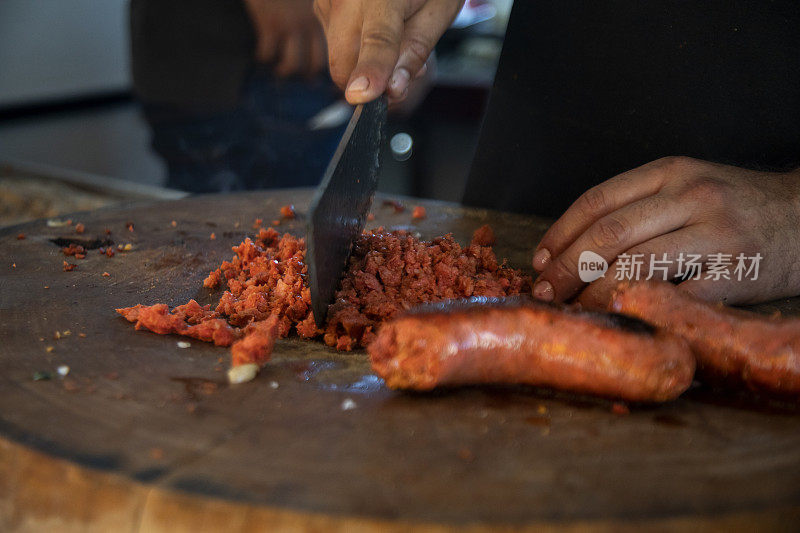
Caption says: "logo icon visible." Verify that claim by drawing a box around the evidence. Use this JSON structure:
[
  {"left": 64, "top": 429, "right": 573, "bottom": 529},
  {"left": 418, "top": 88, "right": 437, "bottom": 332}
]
[{"left": 578, "top": 251, "right": 608, "bottom": 283}]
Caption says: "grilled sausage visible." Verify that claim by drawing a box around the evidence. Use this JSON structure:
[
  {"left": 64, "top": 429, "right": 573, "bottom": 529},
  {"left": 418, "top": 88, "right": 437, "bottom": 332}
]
[
  {"left": 611, "top": 281, "right": 800, "bottom": 395},
  {"left": 368, "top": 296, "right": 695, "bottom": 402}
]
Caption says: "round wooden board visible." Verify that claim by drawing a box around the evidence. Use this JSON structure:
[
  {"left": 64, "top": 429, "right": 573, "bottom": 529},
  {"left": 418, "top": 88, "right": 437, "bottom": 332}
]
[{"left": 1, "top": 189, "right": 800, "bottom": 532}]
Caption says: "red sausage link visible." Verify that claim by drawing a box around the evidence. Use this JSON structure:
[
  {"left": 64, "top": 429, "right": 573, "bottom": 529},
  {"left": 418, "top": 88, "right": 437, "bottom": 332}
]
[
  {"left": 369, "top": 296, "right": 695, "bottom": 402},
  {"left": 611, "top": 281, "right": 800, "bottom": 395}
]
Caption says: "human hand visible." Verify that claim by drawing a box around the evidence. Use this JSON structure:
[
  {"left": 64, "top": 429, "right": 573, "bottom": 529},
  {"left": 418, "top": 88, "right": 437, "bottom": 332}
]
[
  {"left": 313, "top": 0, "right": 464, "bottom": 104},
  {"left": 244, "top": 0, "right": 327, "bottom": 77},
  {"left": 531, "top": 157, "right": 800, "bottom": 306}
]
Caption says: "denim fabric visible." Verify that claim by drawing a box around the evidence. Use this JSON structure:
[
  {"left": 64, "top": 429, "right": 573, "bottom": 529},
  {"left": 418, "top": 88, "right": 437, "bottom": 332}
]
[{"left": 142, "top": 70, "right": 346, "bottom": 193}]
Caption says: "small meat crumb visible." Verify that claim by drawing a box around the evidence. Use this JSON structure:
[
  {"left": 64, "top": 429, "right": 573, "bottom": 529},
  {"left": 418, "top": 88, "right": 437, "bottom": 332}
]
[
  {"left": 78, "top": 333, "right": 87, "bottom": 338},
  {"left": 228, "top": 363, "right": 259, "bottom": 384},
  {"left": 126, "top": 222, "right": 135, "bottom": 232},
  {"left": 411, "top": 206, "right": 426, "bottom": 220},
  {"left": 102, "top": 272, "right": 110, "bottom": 277},
  {"left": 177, "top": 341, "right": 191, "bottom": 349},
  {"left": 471, "top": 224, "right": 496, "bottom": 247},
  {"left": 612, "top": 402, "right": 630, "bottom": 415},
  {"left": 171, "top": 220, "right": 177, "bottom": 227},
  {"left": 280, "top": 204, "right": 296, "bottom": 219},
  {"left": 271, "top": 219, "right": 281, "bottom": 226},
  {"left": 63, "top": 261, "right": 77, "bottom": 272},
  {"left": 62, "top": 244, "right": 86, "bottom": 257},
  {"left": 252, "top": 218, "right": 263, "bottom": 229},
  {"left": 210, "top": 232, "right": 216, "bottom": 240},
  {"left": 75, "top": 223, "right": 85, "bottom": 234},
  {"left": 16, "top": 233, "right": 25, "bottom": 240},
  {"left": 341, "top": 398, "right": 357, "bottom": 411},
  {"left": 367, "top": 213, "right": 375, "bottom": 221}
]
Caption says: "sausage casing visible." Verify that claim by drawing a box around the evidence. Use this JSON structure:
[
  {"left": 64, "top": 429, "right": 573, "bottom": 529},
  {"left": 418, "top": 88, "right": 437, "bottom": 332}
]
[
  {"left": 611, "top": 281, "right": 800, "bottom": 395},
  {"left": 369, "top": 296, "right": 695, "bottom": 402}
]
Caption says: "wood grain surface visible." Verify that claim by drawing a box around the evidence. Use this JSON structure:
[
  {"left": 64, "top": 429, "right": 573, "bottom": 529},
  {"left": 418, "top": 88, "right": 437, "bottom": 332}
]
[{"left": 1, "top": 189, "right": 799, "bottom": 532}]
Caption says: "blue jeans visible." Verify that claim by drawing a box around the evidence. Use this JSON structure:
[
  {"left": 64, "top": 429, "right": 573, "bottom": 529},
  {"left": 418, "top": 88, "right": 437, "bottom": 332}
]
[{"left": 143, "top": 70, "right": 345, "bottom": 192}]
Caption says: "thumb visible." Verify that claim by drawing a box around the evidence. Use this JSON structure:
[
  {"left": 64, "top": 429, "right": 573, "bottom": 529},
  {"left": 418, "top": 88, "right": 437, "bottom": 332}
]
[{"left": 345, "top": 0, "right": 403, "bottom": 104}]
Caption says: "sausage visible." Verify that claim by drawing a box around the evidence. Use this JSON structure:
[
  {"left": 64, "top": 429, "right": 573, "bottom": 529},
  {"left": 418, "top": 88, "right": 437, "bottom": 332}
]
[
  {"left": 611, "top": 281, "right": 800, "bottom": 395},
  {"left": 368, "top": 296, "right": 695, "bottom": 402}
]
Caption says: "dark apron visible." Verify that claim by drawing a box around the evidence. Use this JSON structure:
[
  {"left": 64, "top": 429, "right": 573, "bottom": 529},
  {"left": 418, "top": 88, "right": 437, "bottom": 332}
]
[{"left": 465, "top": 1, "right": 800, "bottom": 218}]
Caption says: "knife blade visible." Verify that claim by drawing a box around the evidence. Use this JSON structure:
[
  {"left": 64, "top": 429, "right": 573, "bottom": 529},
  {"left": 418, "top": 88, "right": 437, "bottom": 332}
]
[{"left": 306, "top": 96, "right": 387, "bottom": 325}]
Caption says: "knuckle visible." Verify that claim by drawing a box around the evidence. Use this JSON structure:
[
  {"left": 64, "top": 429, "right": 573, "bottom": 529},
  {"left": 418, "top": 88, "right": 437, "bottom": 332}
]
[
  {"left": 402, "top": 36, "right": 432, "bottom": 67},
  {"left": 580, "top": 186, "right": 607, "bottom": 213},
  {"left": 592, "top": 216, "right": 630, "bottom": 249},
  {"left": 549, "top": 256, "right": 579, "bottom": 285},
  {"left": 657, "top": 155, "right": 694, "bottom": 174},
  {"left": 361, "top": 26, "right": 400, "bottom": 49},
  {"left": 683, "top": 177, "right": 730, "bottom": 206}
]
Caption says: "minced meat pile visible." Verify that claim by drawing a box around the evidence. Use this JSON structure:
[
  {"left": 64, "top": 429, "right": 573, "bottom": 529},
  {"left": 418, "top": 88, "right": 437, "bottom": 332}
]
[{"left": 117, "top": 225, "right": 531, "bottom": 374}]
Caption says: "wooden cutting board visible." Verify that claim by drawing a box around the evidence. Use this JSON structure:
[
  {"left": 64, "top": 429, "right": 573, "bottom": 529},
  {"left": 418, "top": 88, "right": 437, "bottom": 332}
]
[{"left": 1, "top": 189, "right": 799, "bottom": 532}]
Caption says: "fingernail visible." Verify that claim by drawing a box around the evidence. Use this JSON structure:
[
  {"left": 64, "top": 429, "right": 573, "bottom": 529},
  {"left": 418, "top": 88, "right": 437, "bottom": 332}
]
[
  {"left": 532, "top": 248, "right": 551, "bottom": 271},
  {"left": 390, "top": 68, "right": 410, "bottom": 94},
  {"left": 533, "top": 280, "right": 554, "bottom": 302},
  {"left": 347, "top": 76, "right": 370, "bottom": 94}
]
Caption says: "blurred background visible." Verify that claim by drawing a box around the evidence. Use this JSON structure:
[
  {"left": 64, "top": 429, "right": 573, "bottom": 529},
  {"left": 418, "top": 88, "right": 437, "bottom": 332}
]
[{"left": 0, "top": 0, "right": 512, "bottom": 227}]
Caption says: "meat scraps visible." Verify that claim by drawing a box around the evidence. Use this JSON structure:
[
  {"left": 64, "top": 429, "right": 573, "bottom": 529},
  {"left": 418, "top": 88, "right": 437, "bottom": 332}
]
[
  {"left": 324, "top": 227, "right": 532, "bottom": 350},
  {"left": 117, "top": 225, "right": 531, "bottom": 372}
]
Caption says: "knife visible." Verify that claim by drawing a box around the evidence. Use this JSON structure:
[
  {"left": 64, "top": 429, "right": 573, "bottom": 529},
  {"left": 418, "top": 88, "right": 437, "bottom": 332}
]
[{"left": 306, "top": 96, "right": 387, "bottom": 325}]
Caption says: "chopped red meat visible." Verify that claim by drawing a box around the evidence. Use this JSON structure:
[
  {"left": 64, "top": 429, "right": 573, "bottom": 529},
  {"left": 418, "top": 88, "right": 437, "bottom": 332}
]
[
  {"left": 231, "top": 315, "right": 280, "bottom": 366},
  {"left": 280, "top": 204, "right": 296, "bottom": 219},
  {"left": 62, "top": 244, "right": 86, "bottom": 257},
  {"left": 117, "top": 225, "right": 531, "bottom": 372},
  {"left": 471, "top": 224, "right": 496, "bottom": 246}
]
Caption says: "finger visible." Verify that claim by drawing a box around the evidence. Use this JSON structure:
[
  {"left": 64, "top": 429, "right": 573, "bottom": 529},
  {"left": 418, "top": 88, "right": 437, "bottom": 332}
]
[
  {"left": 575, "top": 228, "right": 707, "bottom": 309},
  {"left": 275, "top": 31, "right": 307, "bottom": 77},
  {"left": 345, "top": 0, "right": 404, "bottom": 104},
  {"left": 533, "top": 157, "right": 685, "bottom": 273},
  {"left": 533, "top": 193, "right": 692, "bottom": 302},
  {"left": 323, "top": 1, "right": 362, "bottom": 89},
  {"left": 388, "top": 0, "right": 459, "bottom": 100}
]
